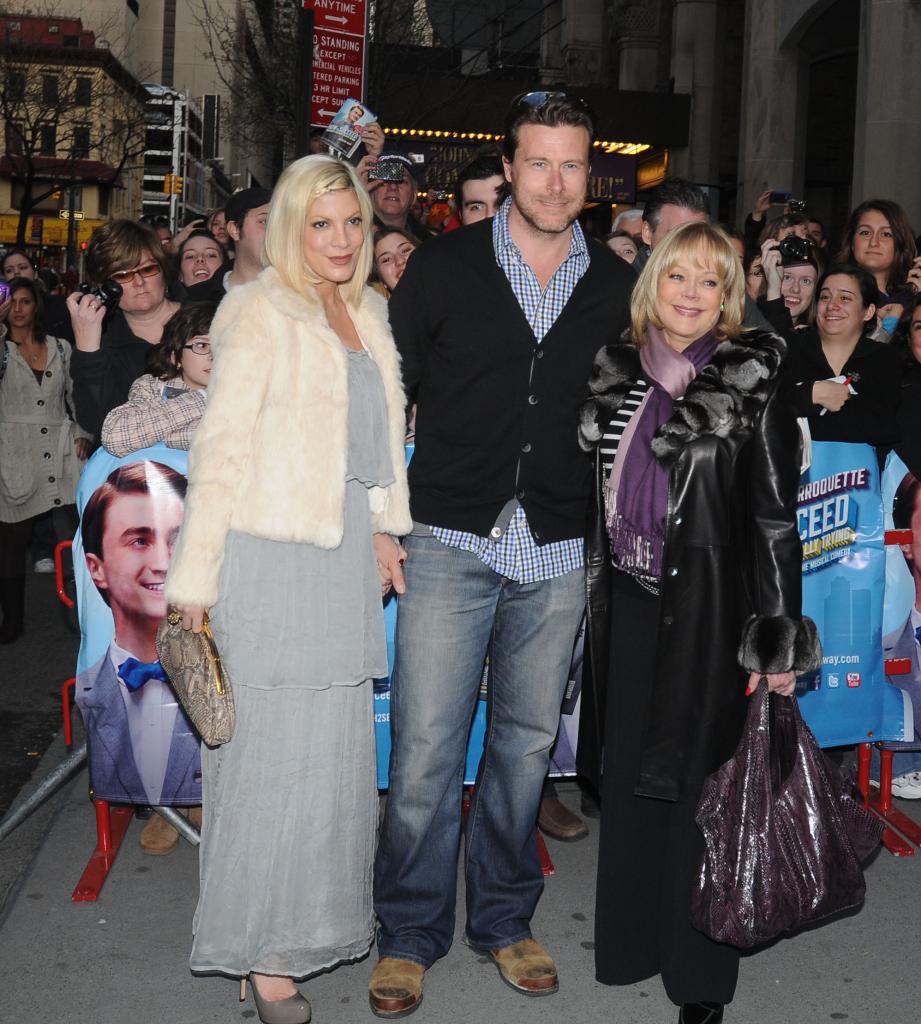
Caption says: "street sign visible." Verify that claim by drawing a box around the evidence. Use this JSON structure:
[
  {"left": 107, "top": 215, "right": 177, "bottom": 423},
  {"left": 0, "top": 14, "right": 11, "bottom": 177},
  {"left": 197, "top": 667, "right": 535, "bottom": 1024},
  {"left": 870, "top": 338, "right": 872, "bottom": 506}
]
[
  {"left": 309, "top": 0, "right": 368, "bottom": 128},
  {"left": 58, "top": 210, "right": 85, "bottom": 220}
]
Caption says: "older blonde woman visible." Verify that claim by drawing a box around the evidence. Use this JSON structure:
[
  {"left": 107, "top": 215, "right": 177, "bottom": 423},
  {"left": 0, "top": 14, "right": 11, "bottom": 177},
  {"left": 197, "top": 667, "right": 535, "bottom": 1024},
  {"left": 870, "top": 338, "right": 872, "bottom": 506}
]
[
  {"left": 165, "top": 156, "right": 411, "bottom": 1024},
  {"left": 579, "top": 223, "right": 820, "bottom": 1024}
]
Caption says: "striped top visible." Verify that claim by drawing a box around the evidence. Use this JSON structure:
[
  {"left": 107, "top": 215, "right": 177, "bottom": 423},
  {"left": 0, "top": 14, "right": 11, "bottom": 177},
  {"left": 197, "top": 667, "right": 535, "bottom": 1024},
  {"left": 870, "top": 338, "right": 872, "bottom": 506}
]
[
  {"left": 600, "top": 378, "right": 664, "bottom": 595},
  {"left": 599, "top": 379, "right": 651, "bottom": 475}
]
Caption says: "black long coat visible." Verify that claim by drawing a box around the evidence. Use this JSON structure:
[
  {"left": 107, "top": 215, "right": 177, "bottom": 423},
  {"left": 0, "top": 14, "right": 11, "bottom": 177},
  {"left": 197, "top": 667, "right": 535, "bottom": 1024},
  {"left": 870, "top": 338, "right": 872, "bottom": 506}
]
[{"left": 577, "top": 328, "right": 821, "bottom": 802}]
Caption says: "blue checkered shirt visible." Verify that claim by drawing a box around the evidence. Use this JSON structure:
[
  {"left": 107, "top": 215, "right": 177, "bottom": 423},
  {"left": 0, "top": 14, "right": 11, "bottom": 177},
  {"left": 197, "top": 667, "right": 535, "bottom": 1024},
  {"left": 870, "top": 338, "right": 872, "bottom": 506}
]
[{"left": 430, "top": 199, "right": 589, "bottom": 582}]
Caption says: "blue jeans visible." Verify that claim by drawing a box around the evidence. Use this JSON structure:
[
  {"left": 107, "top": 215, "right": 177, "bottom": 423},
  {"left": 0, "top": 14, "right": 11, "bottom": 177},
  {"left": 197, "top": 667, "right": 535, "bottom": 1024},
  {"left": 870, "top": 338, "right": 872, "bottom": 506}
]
[{"left": 374, "top": 529, "right": 585, "bottom": 967}]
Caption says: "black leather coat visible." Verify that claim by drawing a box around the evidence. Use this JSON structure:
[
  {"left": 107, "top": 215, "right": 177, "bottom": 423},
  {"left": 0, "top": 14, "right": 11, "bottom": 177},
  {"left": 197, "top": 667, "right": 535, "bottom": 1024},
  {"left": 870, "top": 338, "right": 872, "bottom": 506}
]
[{"left": 577, "top": 329, "right": 821, "bottom": 802}]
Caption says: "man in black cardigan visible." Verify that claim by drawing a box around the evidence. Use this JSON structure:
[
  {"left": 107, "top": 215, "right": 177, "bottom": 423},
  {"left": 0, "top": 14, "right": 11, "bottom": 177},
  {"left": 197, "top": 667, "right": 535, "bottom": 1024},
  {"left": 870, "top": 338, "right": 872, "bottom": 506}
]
[{"left": 370, "top": 93, "right": 634, "bottom": 1017}]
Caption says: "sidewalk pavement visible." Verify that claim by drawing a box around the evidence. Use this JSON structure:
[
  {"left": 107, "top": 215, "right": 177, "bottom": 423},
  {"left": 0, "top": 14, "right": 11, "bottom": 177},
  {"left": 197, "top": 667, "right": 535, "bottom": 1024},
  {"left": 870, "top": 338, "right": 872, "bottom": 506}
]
[{"left": 1, "top": 764, "right": 919, "bottom": 1024}]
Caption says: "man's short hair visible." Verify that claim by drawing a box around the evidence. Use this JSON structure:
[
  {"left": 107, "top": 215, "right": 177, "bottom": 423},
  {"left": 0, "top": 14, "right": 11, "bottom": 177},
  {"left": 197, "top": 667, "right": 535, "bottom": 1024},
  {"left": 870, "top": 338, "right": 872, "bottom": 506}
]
[
  {"left": 642, "top": 178, "right": 709, "bottom": 231},
  {"left": 893, "top": 472, "right": 921, "bottom": 532},
  {"left": 503, "top": 92, "right": 594, "bottom": 162},
  {"left": 454, "top": 150, "right": 507, "bottom": 209},
  {"left": 612, "top": 209, "right": 642, "bottom": 233},
  {"left": 82, "top": 462, "right": 187, "bottom": 563}
]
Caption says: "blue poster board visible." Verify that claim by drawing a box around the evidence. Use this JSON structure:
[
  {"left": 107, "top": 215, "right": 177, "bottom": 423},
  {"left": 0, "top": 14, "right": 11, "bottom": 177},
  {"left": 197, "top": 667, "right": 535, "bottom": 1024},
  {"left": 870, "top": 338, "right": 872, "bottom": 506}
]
[{"left": 797, "top": 442, "right": 909, "bottom": 746}]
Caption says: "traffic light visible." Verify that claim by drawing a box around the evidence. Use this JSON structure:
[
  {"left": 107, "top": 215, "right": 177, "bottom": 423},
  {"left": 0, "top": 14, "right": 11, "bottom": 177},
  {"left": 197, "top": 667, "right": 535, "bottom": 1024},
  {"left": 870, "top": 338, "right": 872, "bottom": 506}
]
[
  {"left": 173, "top": 176, "right": 183, "bottom": 195},
  {"left": 163, "top": 173, "right": 173, "bottom": 194}
]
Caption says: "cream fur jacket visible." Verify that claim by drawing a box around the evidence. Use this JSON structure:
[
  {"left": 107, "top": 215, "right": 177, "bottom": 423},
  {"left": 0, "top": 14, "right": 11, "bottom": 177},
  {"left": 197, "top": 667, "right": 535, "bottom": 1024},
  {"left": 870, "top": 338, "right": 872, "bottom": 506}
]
[{"left": 165, "top": 266, "right": 412, "bottom": 608}]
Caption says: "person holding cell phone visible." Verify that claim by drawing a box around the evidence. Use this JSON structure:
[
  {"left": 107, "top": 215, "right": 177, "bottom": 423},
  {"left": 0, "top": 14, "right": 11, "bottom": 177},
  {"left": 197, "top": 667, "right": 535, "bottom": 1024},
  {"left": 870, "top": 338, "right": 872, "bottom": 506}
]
[
  {"left": 101, "top": 302, "right": 217, "bottom": 457},
  {"left": 67, "top": 220, "right": 180, "bottom": 441}
]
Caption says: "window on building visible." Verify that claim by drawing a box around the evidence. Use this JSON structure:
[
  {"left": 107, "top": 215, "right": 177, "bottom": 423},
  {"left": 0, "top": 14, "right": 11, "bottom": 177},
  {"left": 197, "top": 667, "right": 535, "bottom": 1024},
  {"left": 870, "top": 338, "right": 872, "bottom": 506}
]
[
  {"left": 5, "top": 121, "right": 25, "bottom": 156},
  {"left": 72, "top": 126, "right": 91, "bottom": 158},
  {"left": 39, "top": 124, "right": 56, "bottom": 156},
  {"left": 98, "top": 185, "right": 110, "bottom": 216},
  {"left": 75, "top": 76, "right": 92, "bottom": 106},
  {"left": 6, "top": 70, "right": 26, "bottom": 103},
  {"left": 42, "top": 75, "right": 59, "bottom": 105}
]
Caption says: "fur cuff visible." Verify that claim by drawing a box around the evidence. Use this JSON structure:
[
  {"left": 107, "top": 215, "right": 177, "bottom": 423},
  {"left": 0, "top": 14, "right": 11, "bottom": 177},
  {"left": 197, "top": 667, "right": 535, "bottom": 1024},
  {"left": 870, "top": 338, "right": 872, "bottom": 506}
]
[{"left": 737, "top": 615, "right": 822, "bottom": 675}]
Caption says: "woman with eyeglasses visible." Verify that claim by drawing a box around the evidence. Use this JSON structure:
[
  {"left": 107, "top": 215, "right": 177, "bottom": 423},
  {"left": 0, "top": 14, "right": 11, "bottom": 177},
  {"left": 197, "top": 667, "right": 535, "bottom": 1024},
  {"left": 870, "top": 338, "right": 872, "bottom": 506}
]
[
  {"left": 67, "top": 220, "right": 181, "bottom": 442},
  {"left": 101, "top": 302, "right": 216, "bottom": 457}
]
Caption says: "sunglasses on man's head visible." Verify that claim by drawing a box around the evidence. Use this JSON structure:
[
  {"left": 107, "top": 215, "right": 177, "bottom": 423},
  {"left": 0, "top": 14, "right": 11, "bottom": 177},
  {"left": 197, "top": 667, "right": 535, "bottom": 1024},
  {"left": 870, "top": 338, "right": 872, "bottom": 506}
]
[
  {"left": 110, "top": 262, "right": 161, "bottom": 285},
  {"left": 512, "top": 91, "right": 587, "bottom": 111}
]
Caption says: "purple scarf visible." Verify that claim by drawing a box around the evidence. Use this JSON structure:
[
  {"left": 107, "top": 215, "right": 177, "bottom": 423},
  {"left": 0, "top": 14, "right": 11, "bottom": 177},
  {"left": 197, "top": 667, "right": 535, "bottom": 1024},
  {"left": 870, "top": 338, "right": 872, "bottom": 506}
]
[{"left": 605, "top": 327, "right": 718, "bottom": 579}]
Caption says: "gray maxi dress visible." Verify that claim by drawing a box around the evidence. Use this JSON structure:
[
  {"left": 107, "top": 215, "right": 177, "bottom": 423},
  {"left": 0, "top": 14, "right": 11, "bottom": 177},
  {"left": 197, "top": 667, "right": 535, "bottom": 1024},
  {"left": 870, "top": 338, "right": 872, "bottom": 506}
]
[{"left": 191, "top": 349, "right": 394, "bottom": 978}]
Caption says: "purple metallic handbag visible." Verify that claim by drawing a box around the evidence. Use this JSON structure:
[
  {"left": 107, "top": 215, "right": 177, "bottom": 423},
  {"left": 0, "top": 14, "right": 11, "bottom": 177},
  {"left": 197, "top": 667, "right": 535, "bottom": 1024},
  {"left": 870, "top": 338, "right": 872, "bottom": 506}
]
[{"left": 691, "top": 679, "right": 883, "bottom": 948}]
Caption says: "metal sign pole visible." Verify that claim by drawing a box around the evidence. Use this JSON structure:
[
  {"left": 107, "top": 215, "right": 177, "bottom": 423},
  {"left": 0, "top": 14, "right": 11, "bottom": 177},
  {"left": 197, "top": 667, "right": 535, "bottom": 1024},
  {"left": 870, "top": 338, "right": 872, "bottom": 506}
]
[
  {"left": 0, "top": 744, "right": 87, "bottom": 844},
  {"left": 295, "top": 2, "right": 315, "bottom": 158}
]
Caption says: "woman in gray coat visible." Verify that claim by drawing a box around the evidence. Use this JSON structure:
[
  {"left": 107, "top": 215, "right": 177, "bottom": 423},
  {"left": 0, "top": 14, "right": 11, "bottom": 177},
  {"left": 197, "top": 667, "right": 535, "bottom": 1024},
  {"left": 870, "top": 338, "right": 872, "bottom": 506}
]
[{"left": 0, "top": 277, "right": 90, "bottom": 641}]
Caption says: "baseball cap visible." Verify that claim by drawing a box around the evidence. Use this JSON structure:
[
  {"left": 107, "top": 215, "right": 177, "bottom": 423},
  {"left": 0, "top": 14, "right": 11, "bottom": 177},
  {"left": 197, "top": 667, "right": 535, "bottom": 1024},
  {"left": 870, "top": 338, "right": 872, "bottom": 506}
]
[
  {"left": 377, "top": 154, "right": 417, "bottom": 181},
  {"left": 225, "top": 187, "right": 272, "bottom": 226}
]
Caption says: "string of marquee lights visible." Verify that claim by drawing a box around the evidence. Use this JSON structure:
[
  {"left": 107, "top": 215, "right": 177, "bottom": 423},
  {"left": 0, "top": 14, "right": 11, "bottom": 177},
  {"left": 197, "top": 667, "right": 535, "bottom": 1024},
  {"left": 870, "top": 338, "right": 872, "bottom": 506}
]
[{"left": 382, "top": 126, "right": 651, "bottom": 157}]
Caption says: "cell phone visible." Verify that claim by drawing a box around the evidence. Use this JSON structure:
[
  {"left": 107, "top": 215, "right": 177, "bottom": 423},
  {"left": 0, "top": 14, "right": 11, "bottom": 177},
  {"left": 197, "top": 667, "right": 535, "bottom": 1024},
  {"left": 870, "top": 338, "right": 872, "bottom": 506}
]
[
  {"left": 769, "top": 191, "right": 793, "bottom": 205},
  {"left": 368, "top": 159, "right": 407, "bottom": 183}
]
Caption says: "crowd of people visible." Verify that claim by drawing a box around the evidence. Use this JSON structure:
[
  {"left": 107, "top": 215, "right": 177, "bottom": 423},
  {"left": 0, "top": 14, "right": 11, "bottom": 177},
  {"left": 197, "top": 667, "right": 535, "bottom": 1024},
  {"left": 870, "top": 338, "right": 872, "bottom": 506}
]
[{"left": 1, "top": 90, "right": 919, "bottom": 1024}]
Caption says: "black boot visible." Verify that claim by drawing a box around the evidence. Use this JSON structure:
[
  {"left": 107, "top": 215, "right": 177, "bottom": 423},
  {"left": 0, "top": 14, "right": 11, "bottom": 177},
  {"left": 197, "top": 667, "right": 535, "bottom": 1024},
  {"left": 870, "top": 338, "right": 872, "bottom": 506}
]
[
  {"left": 678, "top": 1003, "right": 724, "bottom": 1024},
  {"left": 0, "top": 576, "right": 25, "bottom": 643}
]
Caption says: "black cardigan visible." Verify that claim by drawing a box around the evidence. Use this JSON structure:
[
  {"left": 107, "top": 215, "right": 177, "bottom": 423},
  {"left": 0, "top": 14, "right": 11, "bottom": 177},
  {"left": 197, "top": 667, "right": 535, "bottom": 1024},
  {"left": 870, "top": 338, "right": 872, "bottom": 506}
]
[
  {"left": 390, "top": 218, "right": 634, "bottom": 544},
  {"left": 783, "top": 327, "right": 902, "bottom": 447}
]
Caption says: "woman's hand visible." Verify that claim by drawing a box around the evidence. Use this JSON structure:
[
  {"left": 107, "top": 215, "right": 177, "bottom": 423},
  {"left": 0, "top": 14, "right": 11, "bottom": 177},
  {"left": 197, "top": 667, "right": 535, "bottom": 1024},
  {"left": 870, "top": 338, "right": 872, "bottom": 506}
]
[
  {"left": 760, "top": 239, "right": 783, "bottom": 299},
  {"left": 812, "top": 380, "right": 850, "bottom": 412},
  {"left": 168, "top": 219, "right": 205, "bottom": 253},
  {"left": 906, "top": 257, "right": 921, "bottom": 292},
  {"left": 173, "top": 604, "right": 208, "bottom": 633},
  {"left": 356, "top": 155, "right": 381, "bottom": 192},
  {"left": 746, "top": 671, "right": 796, "bottom": 697},
  {"left": 74, "top": 437, "right": 92, "bottom": 461},
  {"left": 66, "top": 291, "right": 107, "bottom": 352},
  {"left": 362, "top": 121, "right": 385, "bottom": 157},
  {"left": 373, "top": 533, "right": 407, "bottom": 597},
  {"left": 751, "top": 189, "right": 773, "bottom": 222}
]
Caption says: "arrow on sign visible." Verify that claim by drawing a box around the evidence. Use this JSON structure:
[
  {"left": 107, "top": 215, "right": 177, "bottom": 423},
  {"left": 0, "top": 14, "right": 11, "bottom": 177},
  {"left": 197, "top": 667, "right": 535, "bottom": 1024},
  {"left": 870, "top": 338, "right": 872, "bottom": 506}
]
[
  {"left": 317, "top": 110, "right": 338, "bottom": 118},
  {"left": 322, "top": 14, "right": 348, "bottom": 24}
]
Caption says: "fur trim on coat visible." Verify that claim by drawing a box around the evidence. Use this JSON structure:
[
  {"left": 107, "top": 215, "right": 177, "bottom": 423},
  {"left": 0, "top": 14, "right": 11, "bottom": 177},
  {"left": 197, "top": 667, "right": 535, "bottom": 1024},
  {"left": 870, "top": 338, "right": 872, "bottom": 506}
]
[
  {"left": 738, "top": 614, "right": 822, "bottom": 675},
  {"left": 578, "top": 328, "right": 787, "bottom": 463},
  {"left": 165, "top": 267, "right": 412, "bottom": 607}
]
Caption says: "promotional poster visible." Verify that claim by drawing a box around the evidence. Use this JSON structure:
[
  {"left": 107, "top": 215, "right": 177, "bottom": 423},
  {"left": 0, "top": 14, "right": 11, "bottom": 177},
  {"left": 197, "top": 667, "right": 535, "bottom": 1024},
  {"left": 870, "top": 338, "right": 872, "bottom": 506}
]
[
  {"left": 797, "top": 441, "right": 909, "bottom": 747},
  {"left": 321, "top": 97, "right": 377, "bottom": 159},
  {"left": 73, "top": 444, "right": 202, "bottom": 806}
]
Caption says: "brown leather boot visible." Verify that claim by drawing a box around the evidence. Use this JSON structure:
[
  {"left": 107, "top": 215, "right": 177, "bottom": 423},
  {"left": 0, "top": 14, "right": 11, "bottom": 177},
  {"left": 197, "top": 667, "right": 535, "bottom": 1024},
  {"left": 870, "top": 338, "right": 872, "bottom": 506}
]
[
  {"left": 487, "top": 938, "right": 558, "bottom": 995},
  {"left": 368, "top": 957, "right": 425, "bottom": 1019},
  {"left": 139, "top": 813, "right": 180, "bottom": 855},
  {"left": 538, "top": 796, "right": 589, "bottom": 842}
]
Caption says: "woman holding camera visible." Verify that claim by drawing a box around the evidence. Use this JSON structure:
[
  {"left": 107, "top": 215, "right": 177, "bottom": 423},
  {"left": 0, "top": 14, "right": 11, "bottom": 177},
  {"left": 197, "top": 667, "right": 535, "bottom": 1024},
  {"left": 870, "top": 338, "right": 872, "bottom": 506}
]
[
  {"left": 579, "top": 223, "right": 819, "bottom": 1024},
  {"left": 67, "top": 220, "right": 180, "bottom": 440},
  {"left": 0, "top": 278, "right": 90, "bottom": 642},
  {"left": 165, "top": 156, "right": 411, "bottom": 1024},
  {"left": 759, "top": 235, "right": 826, "bottom": 331},
  {"left": 784, "top": 263, "right": 901, "bottom": 446}
]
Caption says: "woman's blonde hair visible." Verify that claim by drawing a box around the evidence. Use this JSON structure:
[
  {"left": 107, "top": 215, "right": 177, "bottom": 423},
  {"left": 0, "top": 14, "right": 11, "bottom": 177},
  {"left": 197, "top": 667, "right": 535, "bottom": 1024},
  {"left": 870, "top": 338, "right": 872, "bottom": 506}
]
[
  {"left": 263, "top": 155, "right": 374, "bottom": 308},
  {"left": 630, "top": 222, "right": 746, "bottom": 346}
]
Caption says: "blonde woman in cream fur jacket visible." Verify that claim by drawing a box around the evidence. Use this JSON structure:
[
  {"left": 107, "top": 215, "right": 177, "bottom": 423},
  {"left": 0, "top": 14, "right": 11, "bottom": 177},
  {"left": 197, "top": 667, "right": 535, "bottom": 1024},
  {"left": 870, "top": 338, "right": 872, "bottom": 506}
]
[{"left": 164, "top": 156, "right": 411, "bottom": 1024}]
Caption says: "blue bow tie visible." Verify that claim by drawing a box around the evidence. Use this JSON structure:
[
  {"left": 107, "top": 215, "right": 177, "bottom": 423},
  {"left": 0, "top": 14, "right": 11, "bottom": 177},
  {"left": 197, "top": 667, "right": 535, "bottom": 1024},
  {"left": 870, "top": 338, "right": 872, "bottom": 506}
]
[
  {"left": 916, "top": 626, "right": 921, "bottom": 646},
  {"left": 119, "top": 657, "right": 169, "bottom": 692}
]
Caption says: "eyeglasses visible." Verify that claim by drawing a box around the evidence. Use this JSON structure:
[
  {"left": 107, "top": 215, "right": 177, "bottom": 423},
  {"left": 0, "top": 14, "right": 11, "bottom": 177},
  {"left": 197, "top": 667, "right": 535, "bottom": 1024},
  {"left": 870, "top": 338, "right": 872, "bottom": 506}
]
[
  {"left": 512, "top": 91, "right": 588, "bottom": 111},
  {"left": 182, "top": 340, "right": 212, "bottom": 356},
  {"left": 111, "top": 262, "right": 161, "bottom": 285}
]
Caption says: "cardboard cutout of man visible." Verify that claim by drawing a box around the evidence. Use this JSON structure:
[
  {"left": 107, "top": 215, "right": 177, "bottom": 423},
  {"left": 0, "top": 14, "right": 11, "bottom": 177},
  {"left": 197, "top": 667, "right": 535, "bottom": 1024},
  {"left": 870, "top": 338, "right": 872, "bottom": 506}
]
[{"left": 75, "top": 461, "right": 202, "bottom": 805}]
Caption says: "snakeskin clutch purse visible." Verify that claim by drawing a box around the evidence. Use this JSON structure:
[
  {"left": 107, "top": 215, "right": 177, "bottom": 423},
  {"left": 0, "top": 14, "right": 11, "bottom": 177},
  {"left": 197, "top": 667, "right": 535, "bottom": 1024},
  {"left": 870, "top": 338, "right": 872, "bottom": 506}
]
[{"left": 156, "top": 610, "right": 235, "bottom": 746}]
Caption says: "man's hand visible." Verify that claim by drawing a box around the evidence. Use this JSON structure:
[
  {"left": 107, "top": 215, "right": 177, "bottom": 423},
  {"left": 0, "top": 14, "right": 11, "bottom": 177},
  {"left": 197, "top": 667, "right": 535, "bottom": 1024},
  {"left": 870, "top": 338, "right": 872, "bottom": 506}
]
[
  {"left": 373, "top": 533, "right": 407, "bottom": 596},
  {"left": 751, "top": 189, "right": 773, "bottom": 221}
]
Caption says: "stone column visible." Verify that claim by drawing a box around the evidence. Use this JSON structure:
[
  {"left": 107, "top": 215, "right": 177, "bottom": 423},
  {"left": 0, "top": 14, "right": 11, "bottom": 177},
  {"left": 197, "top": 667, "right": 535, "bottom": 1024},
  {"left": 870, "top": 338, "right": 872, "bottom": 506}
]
[
  {"left": 613, "top": 0, "right": 662, "bottom": 91},
  {"left": 669, "top": 0, "right": 724, "bottom": 186},
  {"left": 736, "top": 0, "right": 808, "bottom": 224},
  {"left": 851, "top": 0, "right": 921, "bottom": 227},
  {"left": 559, "top": 0, "right": 605, "bottom": 86}
]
